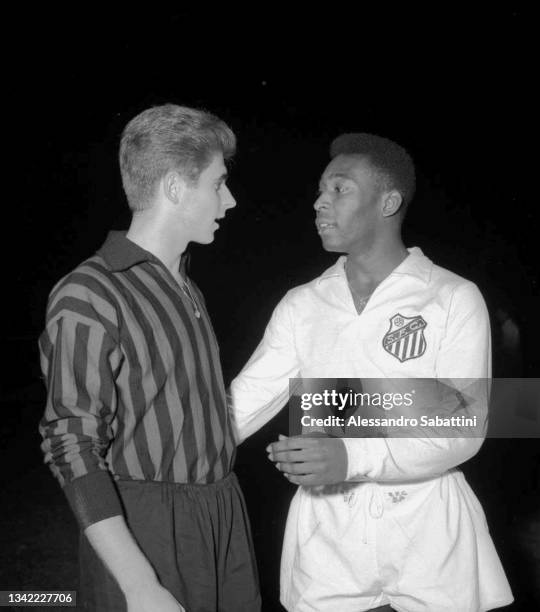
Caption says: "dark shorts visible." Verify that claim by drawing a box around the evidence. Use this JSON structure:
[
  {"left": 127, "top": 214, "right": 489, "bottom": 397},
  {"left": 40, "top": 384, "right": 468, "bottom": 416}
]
[{"left": 79, "top": 472, "right": 261, "bottom": 611}]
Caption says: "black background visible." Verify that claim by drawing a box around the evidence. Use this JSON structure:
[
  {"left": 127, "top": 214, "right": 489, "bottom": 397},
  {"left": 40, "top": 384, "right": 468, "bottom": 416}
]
[{"left": 1, "top": 7, "right": 538, "bottom": 610}]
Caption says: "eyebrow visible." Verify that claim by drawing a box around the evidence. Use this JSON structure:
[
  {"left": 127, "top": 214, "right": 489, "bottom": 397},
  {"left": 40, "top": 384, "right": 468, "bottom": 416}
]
[{"left": 319, "top": 172, "right": 354, "bottom": 188}]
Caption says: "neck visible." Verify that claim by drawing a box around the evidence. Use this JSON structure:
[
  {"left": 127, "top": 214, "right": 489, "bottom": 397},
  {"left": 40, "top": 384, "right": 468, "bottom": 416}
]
[
  {"left": 345, "top": 237, "right": 408, "bottom": 287},
  {"left": 126, "top": 210, "right": 188, "bottom": 279}
]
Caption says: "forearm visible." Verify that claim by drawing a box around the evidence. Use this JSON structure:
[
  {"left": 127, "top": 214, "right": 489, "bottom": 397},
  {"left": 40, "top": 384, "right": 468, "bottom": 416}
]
[
  {"left": 84, "top": 515, "right": 159, "bottom": 595},
  {"left": 229, "top": 294, "right": 301, "bottom": 442},
  {"left": 230, "top": 379, "right": 291, "bottom": 443},
  {"left": 344, "top": 436, "right": 484, "bottom": 482}
]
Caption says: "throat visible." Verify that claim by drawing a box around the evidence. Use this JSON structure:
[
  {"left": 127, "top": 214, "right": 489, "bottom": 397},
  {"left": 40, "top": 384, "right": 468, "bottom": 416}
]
[{"left": 349, "top": 285, "right": 373, "bottom": 315}]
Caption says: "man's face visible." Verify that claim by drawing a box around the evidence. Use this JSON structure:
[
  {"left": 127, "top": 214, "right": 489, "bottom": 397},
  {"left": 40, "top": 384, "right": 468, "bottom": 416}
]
[
  {"left": 314, "top": 155, "right": 382, "bottom": 255},
  {"left": 182, "top": 152, "right": 236, "bottom": 244}
]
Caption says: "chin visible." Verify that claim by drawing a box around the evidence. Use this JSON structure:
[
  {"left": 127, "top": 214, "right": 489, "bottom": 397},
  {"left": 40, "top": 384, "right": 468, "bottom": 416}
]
[
  {"left": 320, "top": 237, "right": 344, "bottom": 253},
  {"left": 195, "top": 234, "right": 215, "bottom": 245}
]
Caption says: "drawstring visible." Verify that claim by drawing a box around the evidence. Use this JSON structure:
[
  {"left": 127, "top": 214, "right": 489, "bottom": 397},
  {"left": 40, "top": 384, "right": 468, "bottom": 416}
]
[
  {"left": 344, "top": 484, "right": 385, "bottom": 544},
  {"left": 344, "top": 490, "right": 357, "bottom": 507},
  {"left": 344, "top": 484, "right": 385, "bottom": 517},
  {"left": 368, "top": 486, "right": 384, "bottom": 519}
]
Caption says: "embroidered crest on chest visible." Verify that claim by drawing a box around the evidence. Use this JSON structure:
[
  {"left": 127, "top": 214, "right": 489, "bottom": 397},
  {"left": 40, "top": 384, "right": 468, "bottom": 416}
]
[{"left": 382, "top": 313, "right": 427, "bottom": 362}]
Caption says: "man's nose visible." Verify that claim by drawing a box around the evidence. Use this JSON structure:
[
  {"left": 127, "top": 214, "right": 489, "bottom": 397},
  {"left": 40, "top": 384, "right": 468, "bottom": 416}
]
[
  {"left": 222, "top": 185, "right": 236, "bottom": 211},
  {"left": 314, "top": 194, "right": 328, "bottom": 212}
]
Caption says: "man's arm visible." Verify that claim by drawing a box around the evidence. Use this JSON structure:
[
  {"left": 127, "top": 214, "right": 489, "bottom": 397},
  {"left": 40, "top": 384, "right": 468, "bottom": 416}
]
[
  {"left": 39, "top": 313, "right": 124, "bottom": 523},
  {"left": 229, "top": 295, "right": 300, "bottom": 441},
  {"left": 40, "top": 304, "right": 183, "bottom": 611},
  {"left": 270, "top": 281, "right": 490, "bottom": 484},
  {"left": 85, "top": 517, "right": 183, "bottom": 611}
]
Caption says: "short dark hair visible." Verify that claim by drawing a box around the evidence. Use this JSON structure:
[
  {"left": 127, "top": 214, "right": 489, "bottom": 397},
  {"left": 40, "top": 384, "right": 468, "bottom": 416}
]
[
  {"left": 119, "top": 104, "right": 236, "bottom": 211},
  {"left": 330, "top": 133, "right": 416, "bottom": 206}
]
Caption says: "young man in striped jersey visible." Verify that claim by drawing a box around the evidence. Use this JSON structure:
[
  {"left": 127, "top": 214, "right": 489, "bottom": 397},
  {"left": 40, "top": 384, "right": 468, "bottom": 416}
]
[
  {"left": 39, "top": 105, "right": 261, "bottom": 612},
  {"left": 230, "top": 134, "right": 513, "bottom": 611}
]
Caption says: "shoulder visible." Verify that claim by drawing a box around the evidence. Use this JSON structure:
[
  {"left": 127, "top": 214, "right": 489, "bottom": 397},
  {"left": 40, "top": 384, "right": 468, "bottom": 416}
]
[
  {"left": 425, "top": 263, "right": 489, "bottom": 338},
  {"left": 429, "top": 261, "right": 486, "bottom": 310},
  {"left": 46, "top": 254, "right": 120, "bottom": 330},
  {"left": 276, "top": 272, "right": 330, "bottom": 313},
  {"left": 281, "top": 259, "right": 342, "bottom": 304}
]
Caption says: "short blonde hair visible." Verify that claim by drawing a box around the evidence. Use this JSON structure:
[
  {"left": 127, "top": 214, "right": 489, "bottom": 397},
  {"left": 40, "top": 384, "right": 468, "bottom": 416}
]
[{"left": 119, "top": 104, "right": 236, "bottom": 211}]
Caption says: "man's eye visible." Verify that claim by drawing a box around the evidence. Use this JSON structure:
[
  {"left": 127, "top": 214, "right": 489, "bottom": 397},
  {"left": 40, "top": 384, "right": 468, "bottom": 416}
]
[{"left": 334, "top": 185, "right": 346, "bottom": 193}]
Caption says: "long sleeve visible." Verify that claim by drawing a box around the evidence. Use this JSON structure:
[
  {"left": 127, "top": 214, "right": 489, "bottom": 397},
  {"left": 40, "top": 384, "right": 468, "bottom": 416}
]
[
  {"left": 230, "top": 296, "right": 300, "bottom": 442},
  {"left": 343, "top": 281, "right": 491, "bottom": 482},
  {"left": 39, "top": 288, "right": 124, "bottom": 528}
]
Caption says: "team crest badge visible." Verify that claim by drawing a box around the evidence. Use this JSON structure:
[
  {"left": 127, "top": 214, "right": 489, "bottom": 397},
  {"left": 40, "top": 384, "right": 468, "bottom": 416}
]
[{"left": 382, "top": 313, "right": 427, "bottom": 362}]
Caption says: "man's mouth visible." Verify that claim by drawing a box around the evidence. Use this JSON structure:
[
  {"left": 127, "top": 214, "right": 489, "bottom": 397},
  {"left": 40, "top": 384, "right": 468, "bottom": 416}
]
[{"left": 316, "top": 221, "right": 337, "bottom": 233}]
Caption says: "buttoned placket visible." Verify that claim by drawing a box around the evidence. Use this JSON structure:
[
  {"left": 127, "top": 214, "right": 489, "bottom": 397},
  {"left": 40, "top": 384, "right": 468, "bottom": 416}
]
[
  {"left": 334, "top": 266, "right": 395, "bottom": 521},
  {"left": 155, "top": 262, "right": 203, "bottom": 323}
]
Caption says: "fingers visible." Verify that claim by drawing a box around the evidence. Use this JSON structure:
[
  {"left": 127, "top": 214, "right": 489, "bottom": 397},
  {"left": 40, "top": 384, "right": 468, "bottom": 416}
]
[
  {"left": 266, "top": 435, "right": 317, "bottom": 457},
  {"left": 269, "top": 445, "right": 326, "bottom": 464},
  {"left": 275, "top": 460, "right": 322, "bottom": 475},
  {"left": 285, "top": 473, "right": 320, "bottom": 486},
  {"left": 269, "top": 448, "right": 319, "bottom": 463}
]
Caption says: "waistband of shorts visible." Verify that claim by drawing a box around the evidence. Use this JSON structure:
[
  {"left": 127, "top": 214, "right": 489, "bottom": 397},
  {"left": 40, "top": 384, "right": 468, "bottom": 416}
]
[{"left": 113, "top": 471, "right": 237, "bottom": 492}]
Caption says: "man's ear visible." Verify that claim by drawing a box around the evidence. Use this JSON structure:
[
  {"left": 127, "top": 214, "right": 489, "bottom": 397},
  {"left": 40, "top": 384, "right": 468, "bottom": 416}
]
[
  {"left": 382, "top": 190, "right": 404, "bottom": 217},
  {"left": 163, "top": 170, "right": 188, "bottom": 205}
]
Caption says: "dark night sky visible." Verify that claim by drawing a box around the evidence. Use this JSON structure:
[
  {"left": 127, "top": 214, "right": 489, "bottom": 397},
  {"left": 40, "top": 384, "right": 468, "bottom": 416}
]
[{"left": 5, "top": 7, "right": 537, "bottom": 390}]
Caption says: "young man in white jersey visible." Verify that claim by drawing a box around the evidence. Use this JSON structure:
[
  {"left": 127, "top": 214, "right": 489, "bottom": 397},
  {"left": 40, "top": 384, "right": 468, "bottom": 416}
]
[{"left": 230, "top": 133, "right": 513, "bottom": 611}]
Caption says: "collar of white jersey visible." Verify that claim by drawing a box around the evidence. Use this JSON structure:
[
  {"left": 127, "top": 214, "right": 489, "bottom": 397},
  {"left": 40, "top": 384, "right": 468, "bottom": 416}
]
[{"left": 317, "top": 247, "right": 432, "bottom": 285}]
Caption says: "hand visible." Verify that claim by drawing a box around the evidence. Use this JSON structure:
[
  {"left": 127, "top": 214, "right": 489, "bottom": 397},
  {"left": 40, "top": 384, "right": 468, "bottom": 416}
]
[
  {"left": 267, "top": 434, "right": 348, "bottom": 486},
  {"left": 125, "top": 582, "right": 185, "bottom": 612}
]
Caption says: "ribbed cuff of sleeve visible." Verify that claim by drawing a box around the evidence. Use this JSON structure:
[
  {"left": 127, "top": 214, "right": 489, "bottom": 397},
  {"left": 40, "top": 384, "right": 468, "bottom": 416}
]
[{"left": 63, "top": 470, "right": 124, "bottom": 529}]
